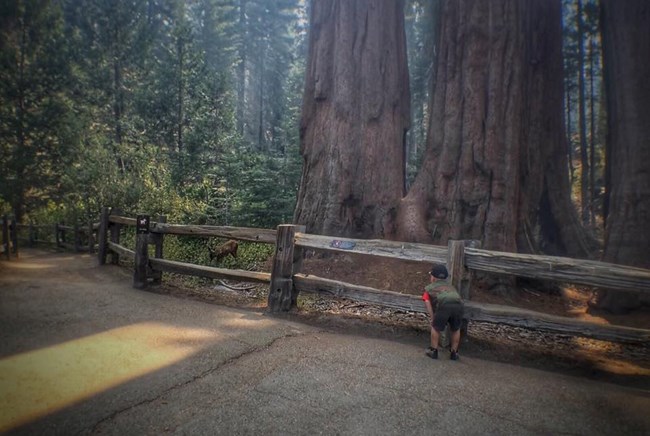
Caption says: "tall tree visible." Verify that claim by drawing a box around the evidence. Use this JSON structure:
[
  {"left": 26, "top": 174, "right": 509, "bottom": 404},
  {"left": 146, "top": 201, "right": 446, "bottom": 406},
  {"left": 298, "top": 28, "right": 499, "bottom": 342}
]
[
  {"left": 593, "top": 0, "right": 650, "bottom": 313},
  {"left": 395, "top": 0, "right": 594, "bottom": 257},
  {"left": 234, "top": 0, "right": 299, "bottom": 151},
  {"left": 404, "top": 0, "right": 438, "bottom": 187},
  {"left": 293, "top": 0, "right": 411, "bottom": 238},
  {"left": 0, "top": 0, "right": 77, "bottom": 221},
  {"left": 576, "top": 0, "right": 590, "bottom": 225}
]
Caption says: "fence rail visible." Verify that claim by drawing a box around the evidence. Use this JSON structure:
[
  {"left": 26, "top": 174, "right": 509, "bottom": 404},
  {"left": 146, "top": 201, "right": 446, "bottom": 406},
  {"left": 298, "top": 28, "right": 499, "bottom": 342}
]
[
  {"left": 1, "top": 218, "right": 100, "bottom": 256},
  {"left": 294, "top": 232, "right": 447, "bottom": 263},
  {"left": 465, "top": 248, "right": 650, "bottom": 293}
]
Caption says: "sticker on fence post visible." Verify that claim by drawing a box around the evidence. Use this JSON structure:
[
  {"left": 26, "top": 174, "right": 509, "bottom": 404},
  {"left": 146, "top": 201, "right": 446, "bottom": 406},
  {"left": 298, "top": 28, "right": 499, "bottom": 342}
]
[
  {"left": 136, "top": 215, "right": 150, "bottom": 234},
  {"left": 330, "top": 239, "right": 356, "bottom": 250}
]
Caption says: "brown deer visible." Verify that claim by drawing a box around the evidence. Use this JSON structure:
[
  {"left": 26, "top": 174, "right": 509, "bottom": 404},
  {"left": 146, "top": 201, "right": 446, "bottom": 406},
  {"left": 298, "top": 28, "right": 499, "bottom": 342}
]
[{"left": 208, "top": 239, "right": 238, "bottom": 263}]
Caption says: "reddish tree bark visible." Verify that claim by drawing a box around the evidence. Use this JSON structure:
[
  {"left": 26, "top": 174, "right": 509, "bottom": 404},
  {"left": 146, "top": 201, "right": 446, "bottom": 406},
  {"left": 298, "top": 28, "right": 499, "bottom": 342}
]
[
  {"left": 396, "top": 0, "right": 525, "bottom": 252},
  {"left": 395, "top": 0, "right": 595, "bottom": 260},
  {"left": 593, "top": 0, "right": 650, "bottom": 313},
  {"left": 293, "top": 0, "right": 410, "bottom": 238}
]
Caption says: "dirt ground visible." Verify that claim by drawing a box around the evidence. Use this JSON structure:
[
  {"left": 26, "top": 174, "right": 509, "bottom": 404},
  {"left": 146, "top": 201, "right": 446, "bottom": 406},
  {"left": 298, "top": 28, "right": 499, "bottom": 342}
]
[{"left": 155, "top": 251, "right": 649, "bottom": 389}]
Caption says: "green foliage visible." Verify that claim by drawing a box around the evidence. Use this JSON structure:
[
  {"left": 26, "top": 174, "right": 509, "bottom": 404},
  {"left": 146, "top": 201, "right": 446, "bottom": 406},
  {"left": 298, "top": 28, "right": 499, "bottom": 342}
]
[
  {"left": 0, "top": 0, "right": 79, "bottom": 220},
  {"left": 1, "top": 0, "right": 305, "bottom": 234}
]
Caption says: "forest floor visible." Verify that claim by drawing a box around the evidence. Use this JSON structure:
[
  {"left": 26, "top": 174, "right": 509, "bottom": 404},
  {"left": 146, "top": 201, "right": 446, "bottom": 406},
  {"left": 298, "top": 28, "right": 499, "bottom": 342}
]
[{"left": 158, "top": 251, "right": 650, "bottom": 389}]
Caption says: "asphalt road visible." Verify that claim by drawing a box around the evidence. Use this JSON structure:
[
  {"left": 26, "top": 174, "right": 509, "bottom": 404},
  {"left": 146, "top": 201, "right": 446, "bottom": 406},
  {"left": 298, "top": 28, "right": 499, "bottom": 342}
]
[{"left": 0, "top": 250, "right": 648, "bottom": 435}]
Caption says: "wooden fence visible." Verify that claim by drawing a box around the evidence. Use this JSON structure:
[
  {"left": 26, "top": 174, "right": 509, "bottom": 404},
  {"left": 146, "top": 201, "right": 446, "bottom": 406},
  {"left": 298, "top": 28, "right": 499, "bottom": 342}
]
[
  {"left": 1, "top": 215, "right": 18, "bottom": 260},
  {"left": 95, "top": 208, "right": 650, "bottom": 345},
  {"left": 0, "top": 215, "right": 99, "bottom": 257}
]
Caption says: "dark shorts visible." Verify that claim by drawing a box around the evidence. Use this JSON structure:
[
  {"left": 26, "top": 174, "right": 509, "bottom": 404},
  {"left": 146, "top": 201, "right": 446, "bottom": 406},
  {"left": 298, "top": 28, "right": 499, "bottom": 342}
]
[{"left": 432, "top": 302, "right": 464, "bottom": 332}]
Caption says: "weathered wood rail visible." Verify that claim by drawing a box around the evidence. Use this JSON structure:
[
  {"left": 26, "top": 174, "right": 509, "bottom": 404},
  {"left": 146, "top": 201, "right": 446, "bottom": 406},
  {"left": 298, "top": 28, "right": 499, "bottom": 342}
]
[
  {"left": 92, "top": 209, "right": 650, "bottom": 345},
  {"left": 99, "top": 208, "right": 275, "bottom": 289},
  {"left": 1, "top": 216, "right": 99, "bottom": 258}
]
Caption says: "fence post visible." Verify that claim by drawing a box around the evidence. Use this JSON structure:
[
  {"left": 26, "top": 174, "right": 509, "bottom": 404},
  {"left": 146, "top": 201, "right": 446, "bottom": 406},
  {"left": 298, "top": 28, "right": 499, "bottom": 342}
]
[
  {"left": 54, "top": 223, "right": 60, "bottom": 248},
  {"left": 10, "top": 218, "right": 18, "bottom": 256},
  {"left": 109, "top": 208, "right": 122, "bottom": 265},
  {"left": 133, "top": 231, "right": 149, "bottom": 289},
  {"left": 28, "top": 223, "right": 35, "bottom": 247},
  {"left": 87, "top": 220, "right": 94, "bottom": 253},
  {"left": 268, "top": 224, "right": 302, "bottom": 312},
  {"left": 448, "top": 239, "right": 480, "bottom": 342},
  {"left": 73, "top": 221, "right": 80, "bottom": 252},
  {"left": 2, "top": 215, "right": 9, "bottom": 260},
  {"left": 60, "top": 221, "right": 66, "bottom": 246},
  {"left": 290, "top": 225, "right": 306, "bottom": 307},
  {"left": 98, "top": 207, "right": 110, "bottom": 265},
  {"left": 150, "top": 215, "right": 166, "bottom": 285}
]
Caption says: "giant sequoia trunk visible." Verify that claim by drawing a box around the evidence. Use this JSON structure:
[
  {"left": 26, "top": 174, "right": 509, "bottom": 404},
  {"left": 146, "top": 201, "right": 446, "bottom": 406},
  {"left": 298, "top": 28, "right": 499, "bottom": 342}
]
[
  {"left": 395, "top": 0, "right": 594, "bottom": 258},
  {"left": 594, "top": 0, "right": 650, "bottom": 313},
  {"left": 522, "top": 0, "right": 597, "bottom": 258},
  {"left": 396, "top": 0, "right": 526, "bottom": 251},
  {"left": 293, "top": 0, "right": 410, "bottom": 238}
]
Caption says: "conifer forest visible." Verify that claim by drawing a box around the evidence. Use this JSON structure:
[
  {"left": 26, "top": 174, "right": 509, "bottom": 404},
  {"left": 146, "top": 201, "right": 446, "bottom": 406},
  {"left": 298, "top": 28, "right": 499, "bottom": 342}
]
[{"left": 1, "top": 1, "right": 648, "bottom": 312}]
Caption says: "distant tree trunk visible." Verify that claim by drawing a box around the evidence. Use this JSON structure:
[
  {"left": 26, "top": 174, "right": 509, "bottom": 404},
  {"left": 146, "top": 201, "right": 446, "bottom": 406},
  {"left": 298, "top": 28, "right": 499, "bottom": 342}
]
[
  {"left": 588, "top": 36, "right": 596, "bottom": 227},
  {"left": 257, "top": 51, "right": 265, "bottom": 150},
  {"left": 111, "top": 8, "right": 125, "bottom": 173},
  {"left": 577, "top": 0, "right": 590, "bottom": 225},
  {"left": 294, "top": 0, "right": 410, "bottom": 238},
  {"left": 14, "top": 12, "right": 27, "bottom": 224},
  {"left": 593, "top": 0, "right": 650, "bottom": 313},
  {"left": 395, "top": 0, "right": 595, "bottom": 258},
  {"left": 177, "top": 35, "right": 184, "bottom": 153},
  {"left": 565, "top": 80, "right": 574, "bottom": 181},
  {"left": 236, "top": 0, "right": 247, "bottom": 137}
]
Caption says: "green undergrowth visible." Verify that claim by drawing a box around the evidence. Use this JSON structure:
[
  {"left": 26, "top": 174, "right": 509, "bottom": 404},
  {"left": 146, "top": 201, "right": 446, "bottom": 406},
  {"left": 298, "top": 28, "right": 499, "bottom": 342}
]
[{"left": 120, "top": 227, "right": 274, "bottom": 273}]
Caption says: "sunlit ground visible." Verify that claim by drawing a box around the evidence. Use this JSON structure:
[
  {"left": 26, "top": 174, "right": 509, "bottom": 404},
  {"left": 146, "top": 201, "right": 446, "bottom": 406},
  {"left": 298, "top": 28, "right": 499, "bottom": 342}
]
[
  {"left": 0, "top": 261, "right": 57, "bottom": 270},
  {"left": 571, "top": 336, "right": 650, "bottom": 376},
  {"left": 0, "top": 322, "right": 218, "bottom": 432}
]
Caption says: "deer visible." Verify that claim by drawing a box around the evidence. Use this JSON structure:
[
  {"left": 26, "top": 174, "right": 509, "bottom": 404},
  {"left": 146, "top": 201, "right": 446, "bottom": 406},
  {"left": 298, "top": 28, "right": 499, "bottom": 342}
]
[{"left": 208, "top": 239, "right": 238, "bottom": 264}]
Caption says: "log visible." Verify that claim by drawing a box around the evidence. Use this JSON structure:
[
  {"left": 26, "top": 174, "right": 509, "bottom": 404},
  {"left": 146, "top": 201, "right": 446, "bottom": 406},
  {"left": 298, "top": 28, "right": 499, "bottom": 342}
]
[
  {"left": 268, "top": 225, "right": 303, "bottom": 312},
  {"left": 465, "top": 248, "right": 650, "bottom": 293},
  {"left": 108, "top": 215, "right": 136, "bottom": 226},
  {"left": 73, "top": 222, "right": 80, "bottom": 252},
  {"left": 107, "top": 215, "right": 276, "bottom": 244},
  {"left": 28, "top": 224, "right": 35, "bottom": 247},
  {"left": 98, "top": 207, "right": 110, "bottom": 265},
  {"left": 294, "top": 233, "right": 447, "bottom": 263},
  {"left": 133, "top": 232, "right": 148, "bottom": 289},
  {"left": 107, "top": 241, "right": 135, "bottom": 260},
  {"left": 293, "top": 274, "right": 650, "bottom": 344},
  {"left": 2, "top": 216, "right": 9, "bottom": 260},
  {"left": 150, "top": 215, "right": 166, "bottom": 285},
  {"left": 294, "top": 274, "right": 425, "bottom": 312},
  {"left": 151, "top": 222, "right": 276, "bottom": 244},
  {"left": 462, "top": 302, "right": 650, "bottom": 344},
  {"left": 54, "top": 224, "right": 61, "bottom": 248},
  {"left": 149, "top": 258, "right": 270, "bottom": 284},
  {"left": 447, "top": 240, "right": 479, "bottom": 344},
  {"left": 87, "top": 221, "right": 94, "bottom": 253},
  {"left": 109, "top": 208, "right": 123, "bottom": 265}
]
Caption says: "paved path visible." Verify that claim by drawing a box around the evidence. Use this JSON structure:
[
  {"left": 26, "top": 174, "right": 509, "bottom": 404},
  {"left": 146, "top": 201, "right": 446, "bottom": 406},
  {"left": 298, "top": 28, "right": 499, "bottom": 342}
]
[{"left": 0, "top": 250, "right": 648, "bottom": 435}]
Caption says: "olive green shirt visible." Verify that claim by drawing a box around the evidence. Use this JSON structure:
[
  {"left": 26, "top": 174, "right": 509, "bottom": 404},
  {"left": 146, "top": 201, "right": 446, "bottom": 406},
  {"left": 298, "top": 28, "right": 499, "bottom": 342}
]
[{"left": 424, "top": 280, "right": 462, "bottom": 308}]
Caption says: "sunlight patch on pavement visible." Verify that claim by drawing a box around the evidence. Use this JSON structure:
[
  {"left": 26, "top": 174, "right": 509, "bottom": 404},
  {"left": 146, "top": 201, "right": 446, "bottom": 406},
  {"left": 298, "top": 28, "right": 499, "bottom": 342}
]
[
  {"left": 0, "top": 322, "right": 218, "bottom": 432},
  {"left": 220, "top": 314, "right": 275, "bottom": 329},
  {"left": 2, "top": 262, "right": 56, "bottom": 270}
]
